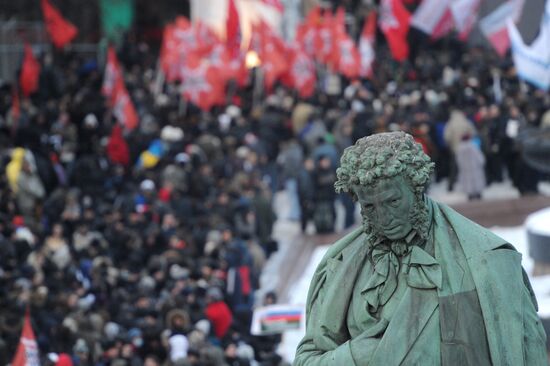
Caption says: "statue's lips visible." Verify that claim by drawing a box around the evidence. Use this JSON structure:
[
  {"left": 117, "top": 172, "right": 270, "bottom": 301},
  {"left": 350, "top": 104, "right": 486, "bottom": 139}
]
[{"left": 383, "top": 226, "right": 401, "bottom": 234}]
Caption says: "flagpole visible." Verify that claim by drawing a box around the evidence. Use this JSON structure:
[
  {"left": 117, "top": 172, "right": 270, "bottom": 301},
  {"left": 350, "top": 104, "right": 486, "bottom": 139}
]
[
  {"left": 252, "top": 67, "right": 264, "bottom": 108},
  {"left": 179, "top": 85, "right": 188, "bottom": 117},
  {"left": 152, "top": 60, "right": 165, "bottom": 98}
]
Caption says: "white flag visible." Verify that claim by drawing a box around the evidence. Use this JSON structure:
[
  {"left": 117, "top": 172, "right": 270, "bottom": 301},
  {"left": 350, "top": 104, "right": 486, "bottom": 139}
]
[
  {"left": 507, "top": 0, "right": 550, "bottom": 90},
  {"left": 479, "top": 0, "right": 525, "bottom": 56},
  {"left": 450, "top": 0, "right": 481, "bottom": 40},
  {"left": 410, "top": 0, "right": 454, "bottom": 39}
]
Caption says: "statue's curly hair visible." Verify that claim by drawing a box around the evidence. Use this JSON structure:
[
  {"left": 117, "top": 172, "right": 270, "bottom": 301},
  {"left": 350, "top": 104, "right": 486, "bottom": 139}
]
[{"left": 335, "top": 132, "right": 434, "bottom": 199}]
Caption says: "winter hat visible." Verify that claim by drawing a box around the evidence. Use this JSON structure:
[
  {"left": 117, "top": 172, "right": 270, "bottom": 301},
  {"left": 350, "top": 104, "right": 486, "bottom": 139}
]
[
  {"left": 161, "top": 125, "right": 184, "bottom": 142},
  {"left": 83, "top": 114, "right": 98, "bottom": 128},
  {"left": 169, "top": 264, "right": 190, "bottom": 280},
  {"left": 104, "top": 321, "right": 121, "bottom": 340},
  {"left": 140, "top": 179, "right": 156, "bottom": 191},
  {"left": 195, "top": 319, "right": 211, "bottom": 335},
  {"left": 206, "top": 287, "right": 223, "bottom": 302}
]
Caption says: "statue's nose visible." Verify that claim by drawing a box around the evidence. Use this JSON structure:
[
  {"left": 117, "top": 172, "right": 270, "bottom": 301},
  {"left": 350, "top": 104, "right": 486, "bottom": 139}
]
[{"left": 377, "top": 208, "right": 392, "bottom": 226}]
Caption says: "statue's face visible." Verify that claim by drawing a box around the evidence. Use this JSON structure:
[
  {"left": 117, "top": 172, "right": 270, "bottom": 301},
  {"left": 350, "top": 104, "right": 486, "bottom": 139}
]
[{"left": 354, "top": 175, "right": 415, "bottom": 240}]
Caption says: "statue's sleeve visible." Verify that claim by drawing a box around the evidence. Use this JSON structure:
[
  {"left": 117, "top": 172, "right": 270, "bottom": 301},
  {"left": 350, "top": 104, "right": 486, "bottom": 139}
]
[
  {"left": 293, "top": 267, "right": 356, "bottom": 366},
  {"left": 521, "top": 269, "right": 548, "bottom": 365},
  {"left": 293, "top": 229, "right": 364, "bottom": 366},
  {"left": 293, "top": 334, "right": 356, "bottom": 366}
]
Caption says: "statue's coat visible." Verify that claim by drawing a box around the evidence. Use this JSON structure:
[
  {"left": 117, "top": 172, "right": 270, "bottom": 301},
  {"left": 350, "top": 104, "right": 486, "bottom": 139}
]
[{"left": 293, "top": 198, "right": 548, "bottom": 366}]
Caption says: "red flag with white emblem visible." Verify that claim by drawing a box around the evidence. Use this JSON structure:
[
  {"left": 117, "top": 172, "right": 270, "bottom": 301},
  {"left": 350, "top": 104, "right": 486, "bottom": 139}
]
[
  {"left": 103, "top": 47, "right": 138, "bottom": 130},
  {"left": 102, "top": 46, "right": 122, "bottom": 98},
  {"left": 41, "top": 0, "right": 78, "bottom": 48},
  {"left": 160, "top": 17, "right": 206, "bottom": 82},
  {"left": 314, "top": 10, "right": 335, "bottom": 65},
  {"left": 11, "top": 311, "right": 40, "bottom": 366},
  {"left": 379, "top": 0, "right": 411, "bottom": 62},
  {"left": 112, "top": 79, "right": 138, "bottom": 130},
  {"left": 180, "top": 58, "right": 225, "bottom": 111},
  {"left": 325, "top": 8, "right": 360, "bottom": 79},
  {"left": 296, "top": 6, "right": 321, "bottom": 57},
  {"left": 359, "top": 11, "right": 377, "bottom": 78},
  {"left": 250, "top": 21, "right": 288, "bottom": 91},
  {"left": 331, "top": 33, "right": 361, "bottom": 79},
  {"left": 282, "top": 43, "right": 316, "bottom": 98}
]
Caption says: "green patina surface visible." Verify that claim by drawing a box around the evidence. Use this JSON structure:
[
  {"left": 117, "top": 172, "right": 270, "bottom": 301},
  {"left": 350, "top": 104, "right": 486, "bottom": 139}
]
[{"left": 293, "top": 132, "right": 548, "bottom": 366}]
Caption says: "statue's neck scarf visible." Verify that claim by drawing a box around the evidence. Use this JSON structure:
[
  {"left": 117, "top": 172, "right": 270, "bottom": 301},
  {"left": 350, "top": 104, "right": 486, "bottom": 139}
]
[{"left": 360, "top": 196, "right": 441, "bottom": 314}]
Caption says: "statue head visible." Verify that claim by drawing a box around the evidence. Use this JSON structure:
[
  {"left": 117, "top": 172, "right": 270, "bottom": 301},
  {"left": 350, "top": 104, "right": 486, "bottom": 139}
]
[{"left": 335, "top": 132, "right": 434, "bottom": 250}]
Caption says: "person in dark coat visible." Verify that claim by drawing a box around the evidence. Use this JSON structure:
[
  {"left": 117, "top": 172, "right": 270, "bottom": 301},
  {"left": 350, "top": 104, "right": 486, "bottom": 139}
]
[{"left": 312, "top": 156, "right": 337, "bottom": 233}]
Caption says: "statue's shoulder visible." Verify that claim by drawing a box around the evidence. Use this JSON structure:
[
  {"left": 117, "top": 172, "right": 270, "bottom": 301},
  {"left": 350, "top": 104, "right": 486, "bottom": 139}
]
[
  {"left": 433, "top": 200, "right": 512, "bottom": 255},
  {"left": 315, "top": 227, "right": 365, "bottom": 273}
]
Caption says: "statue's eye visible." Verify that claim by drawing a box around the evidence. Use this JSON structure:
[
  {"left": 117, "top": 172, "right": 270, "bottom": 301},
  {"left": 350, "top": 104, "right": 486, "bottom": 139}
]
[{"left": 363, "top": 203, "right": 374, "bottom": 210}]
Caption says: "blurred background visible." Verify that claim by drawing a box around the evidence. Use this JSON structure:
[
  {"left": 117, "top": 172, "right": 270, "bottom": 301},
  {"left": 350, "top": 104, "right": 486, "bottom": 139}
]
[{"left": 1, "top": 0, "right": 550, "bottom": 364}]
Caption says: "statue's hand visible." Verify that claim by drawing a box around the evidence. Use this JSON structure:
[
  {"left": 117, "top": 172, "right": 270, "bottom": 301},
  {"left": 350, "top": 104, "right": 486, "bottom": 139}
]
[{"left": 350, "top": 319, "right": 388, "bottom": 366}]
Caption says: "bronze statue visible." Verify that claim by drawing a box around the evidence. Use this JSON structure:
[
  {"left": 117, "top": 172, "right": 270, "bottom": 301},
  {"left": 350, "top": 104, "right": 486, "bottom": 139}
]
[{"left": 294, "top": 132, "right": 548, "bottom": 365}]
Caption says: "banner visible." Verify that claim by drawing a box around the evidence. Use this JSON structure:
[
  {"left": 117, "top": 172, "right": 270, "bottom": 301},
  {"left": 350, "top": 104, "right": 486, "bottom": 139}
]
[{"left": 251, "top": 304, "right": 304, "bottom": 335}]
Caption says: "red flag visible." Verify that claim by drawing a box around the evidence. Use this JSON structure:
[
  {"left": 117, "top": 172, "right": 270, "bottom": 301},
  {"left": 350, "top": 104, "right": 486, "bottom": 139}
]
[
  {"left": 331, "top": 33, "right": 361, "bottom": 79},
  {"left": 102, "top": 46, "right": 122, "bottom": 98},
  {"left": 206, "top": 43, "right": 235, "bottom": 83},
  {"left": 314, "top": 10, "right": 335, "bottom": 64},
  {"left": 226, "top": 51, "right": 249, "bottom": 87},
  {"left": 296, "top": 6, "right": 321, "bottom": 57},
  {"left": 194, "top": 20, "right": 219, "bottom": 55},
  {"left": 103, "top": 47, "right": 138, "bottom": 130},
  {"left": 112, "top": 79, "right": 138, "bottom": 130},
  {"left": 160, "top": 17, "right": 208, "bottom": 82},
  {"left": 41, "top": 0, "right": 78, "bottom": 48},
  {"left": 226, "top": 0, "right": 241, "bottom": 55},
  {"left": 180, "top": 58, "right": 225, "bottom": 111},
  {"left": 11, "top": 87, "right": 21, "bottom": 120},
  {"left": 11, "top": 311, "right": 40, "bottom": 366},
  {"left": 359, "top": 12, "right": 377, "bottom": 78},
  {"left": 19, "top": 44, "right": 41, "bottom": 97},
  {"left": 282, "top": 43, "right": 316, "bottom": 98},
  {"left": 250, "top": 21, "right": 288, "bottom": 91},
  {"left": 379, "top": 0, "right": 411, "bottom": 62}
]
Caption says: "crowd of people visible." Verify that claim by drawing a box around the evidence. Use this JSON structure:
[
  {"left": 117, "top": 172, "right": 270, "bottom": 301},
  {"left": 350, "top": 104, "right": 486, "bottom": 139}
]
[{"left": 1, "top": 14, "right": 550, "bottom": 365}]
